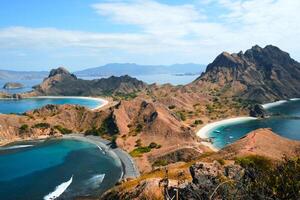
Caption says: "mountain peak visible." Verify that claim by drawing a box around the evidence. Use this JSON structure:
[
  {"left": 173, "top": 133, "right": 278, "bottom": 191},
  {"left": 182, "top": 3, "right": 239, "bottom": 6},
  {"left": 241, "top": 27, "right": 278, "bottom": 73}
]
[
  {"left": 48, "top": 67, "right": 76, "bottom": 79},
  {"left": 196, "top": 44, "right": 300, "bottom": 103}
]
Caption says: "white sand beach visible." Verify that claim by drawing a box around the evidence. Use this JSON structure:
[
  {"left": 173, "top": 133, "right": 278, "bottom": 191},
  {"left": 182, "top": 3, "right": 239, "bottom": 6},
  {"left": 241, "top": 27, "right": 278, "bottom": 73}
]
[
  {"left": 262, "top": 100, "right": 288, "bottom": 109},
  {"left": 29, "top": 96, "right": 108, "bottom": 110},
  {"left": 196, "top": 117, "right": 257, "bottom": 151}
]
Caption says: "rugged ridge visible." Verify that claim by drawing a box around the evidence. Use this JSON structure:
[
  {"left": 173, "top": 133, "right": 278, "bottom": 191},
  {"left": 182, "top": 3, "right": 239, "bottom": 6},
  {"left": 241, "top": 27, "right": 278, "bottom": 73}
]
[
  {"left": 33, "top": 67, "right": 148, "bottom": 96},
  {"left": 195, "top": 45, "right": 300, "bottom": 103}
]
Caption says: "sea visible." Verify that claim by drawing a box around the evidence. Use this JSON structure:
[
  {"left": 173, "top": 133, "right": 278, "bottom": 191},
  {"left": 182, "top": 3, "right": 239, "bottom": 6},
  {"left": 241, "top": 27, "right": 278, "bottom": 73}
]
[
  {"left": 0, "top": 139, "right": 122, "bottom": 200},
  {"left": 207, "top": 99, "right": 300, "bottom": 149}
]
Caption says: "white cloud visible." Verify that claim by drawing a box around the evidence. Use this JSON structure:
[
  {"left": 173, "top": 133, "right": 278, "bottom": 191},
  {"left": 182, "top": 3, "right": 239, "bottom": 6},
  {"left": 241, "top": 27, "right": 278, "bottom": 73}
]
[{"left": 1, "top": 0, "right": 300, "bottom": 68}]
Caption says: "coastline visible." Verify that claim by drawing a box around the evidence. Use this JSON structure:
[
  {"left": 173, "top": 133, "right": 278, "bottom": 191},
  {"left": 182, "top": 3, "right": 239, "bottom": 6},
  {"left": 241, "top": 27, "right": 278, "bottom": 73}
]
[
  {"left": 63, "top": 134, "right": 140, "bottom": 180},
  {"left": 262, "top": 100, "right": 288, "bottom": 109},
  {"left": 28, "top": 96, "right": 109, "bottom": 110},
  {"left": 196, "top": 98, "right": 300, "bottom": 151},
  {"left": 196, "top": 117, "right": 257, "bottom": 151}
]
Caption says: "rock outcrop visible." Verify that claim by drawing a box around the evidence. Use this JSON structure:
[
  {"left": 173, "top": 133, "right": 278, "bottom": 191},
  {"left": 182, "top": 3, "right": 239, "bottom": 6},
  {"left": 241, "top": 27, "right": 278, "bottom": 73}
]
[
  {"left": 194, "top": 45, "right": 300, "bottom": 103},
  {"left": 249, "top": 104, "right": 268, "bottom": 118},
  {"left": 174, "top": 161, "right": 244, "bottom": 200}
]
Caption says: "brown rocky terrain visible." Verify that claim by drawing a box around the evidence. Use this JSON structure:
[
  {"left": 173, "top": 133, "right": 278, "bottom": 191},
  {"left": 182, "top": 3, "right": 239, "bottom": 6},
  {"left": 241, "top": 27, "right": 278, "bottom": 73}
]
[
  {"left": 100, "top": 129, "right": 300, "bottom": 200},
  {"left": 1, "top": 45, "right": 300, "bottom": 199},
  {"left": 33, "top": 67, "right": 148, "bottom": 96},
  {"left": 193, "top": 45, "right": 300, "bottom": 103},
  {"left": 0, "top": 104, "right": 112, "bottom": 146},
  {"left": 216, "top": 128, "right": 300, "bottom": 160}
]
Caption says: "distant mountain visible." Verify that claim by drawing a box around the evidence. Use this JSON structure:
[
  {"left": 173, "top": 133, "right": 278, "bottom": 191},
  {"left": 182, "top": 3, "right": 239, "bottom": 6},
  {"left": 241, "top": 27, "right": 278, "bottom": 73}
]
[
  {"left": 193, "top": 45, "right": 300, "bottom": 103},
  {"left": 33, "top": 67, "right": 148, "bottom": 96},
  {"left": 74, "top": 63, "right": 205, "bottom": 77},
  {"left": 0, "top": 70, "right": 48, "bottom": 80}
]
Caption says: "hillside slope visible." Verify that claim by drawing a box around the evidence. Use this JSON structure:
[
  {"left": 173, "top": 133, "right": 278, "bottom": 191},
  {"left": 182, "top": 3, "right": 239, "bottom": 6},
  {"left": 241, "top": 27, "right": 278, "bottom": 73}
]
[
  {"left": 193, "top": 45, "right": 300, "bottom": 103},
  {"left": 33, "top": 67, "right": 148, "bottom": 96}
]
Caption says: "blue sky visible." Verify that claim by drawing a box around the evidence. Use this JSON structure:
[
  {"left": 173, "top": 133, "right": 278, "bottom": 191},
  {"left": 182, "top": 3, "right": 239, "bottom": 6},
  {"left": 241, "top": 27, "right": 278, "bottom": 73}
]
[{"left": 0, "top": 0, "right": 300, "bottom": 71}]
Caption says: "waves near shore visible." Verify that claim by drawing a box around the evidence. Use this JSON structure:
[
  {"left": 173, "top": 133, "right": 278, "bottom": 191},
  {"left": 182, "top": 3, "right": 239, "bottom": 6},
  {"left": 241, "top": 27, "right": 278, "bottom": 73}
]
[{"left": 44, "top": 175, "right": 73, "bottom": 200}]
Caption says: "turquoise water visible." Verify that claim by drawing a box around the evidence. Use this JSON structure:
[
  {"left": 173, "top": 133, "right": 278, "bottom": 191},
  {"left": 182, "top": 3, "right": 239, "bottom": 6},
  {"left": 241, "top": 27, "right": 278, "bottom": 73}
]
[
  {"left": 208, "top": 100, "right": 300, "bottom": 149},
  {"left": 0, "top": 139, "right": 122, "bottom": 200},
  {"left": 0, "top": 97, "right": 102, "bottom": 114}
]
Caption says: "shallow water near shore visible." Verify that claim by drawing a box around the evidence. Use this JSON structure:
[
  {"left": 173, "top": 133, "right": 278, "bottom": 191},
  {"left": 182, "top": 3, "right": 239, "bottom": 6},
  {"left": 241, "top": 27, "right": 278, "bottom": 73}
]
[
  {"left": 208, "top": 100, "right": 300, "bottom": 149},
  {"left": 0, "top": 97, "right": 103, "bottom": 114},
  {"left": 0, "top": 139, "right": 122, "bottom": 200}
]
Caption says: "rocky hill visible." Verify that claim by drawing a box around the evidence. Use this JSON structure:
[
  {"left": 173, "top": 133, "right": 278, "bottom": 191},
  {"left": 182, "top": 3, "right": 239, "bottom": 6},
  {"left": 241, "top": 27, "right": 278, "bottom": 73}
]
[
  {"left": 194, "top": 45, "right": 300, "bottom": 103},
  {"left": 33, "top": 67, "right": 148, "bottom": 96},
  {"left": 101, "top": 129, "right": 300, "bottom": 200}
]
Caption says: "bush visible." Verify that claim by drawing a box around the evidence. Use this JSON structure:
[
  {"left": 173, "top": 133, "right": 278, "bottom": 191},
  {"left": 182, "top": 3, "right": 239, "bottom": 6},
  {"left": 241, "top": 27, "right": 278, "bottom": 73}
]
[
  {"left": 54, "top": 125, "right": 72, "bottom": 134},
  {"left": 148, "top": 142, "right": 158, "bottom": 149},
  {"left": 194, "top": 119, "right": 203, "bottom": 125},
  {"left": 235, "top": 155, "right": 272, "bottom": 170},
  {"left": 135, "top": 123, "right": 143, "bottom": 133},
  {"left": 168, "top": 105, "right": 176, "bottom": 109},
  {"left": 32, "top": 123, "right": 50, "bottom": 129},
  {"left": 217, "top": 159, "right": 225, "bottom": 165},
  {"left": 130, "top": 146, "right": 152, "bottom": 157},
  {"left": 176, "top": 111, "right": 186, "bottom": 121},
  {"left": 152, "top": 159, "right": 168, "bottom": 167},
  {"left": 19, "top": 124, "right": 29, "bottom": 133}
]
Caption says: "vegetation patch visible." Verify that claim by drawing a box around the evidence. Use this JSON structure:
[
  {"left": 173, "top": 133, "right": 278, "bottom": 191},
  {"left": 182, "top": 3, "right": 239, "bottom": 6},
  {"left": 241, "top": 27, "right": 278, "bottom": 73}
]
[
  {"left": 152, "top": 159, "right": 168, "bottom": 167},
  {"left": 85, "top": 114, "right": 119, "bottom": 139},
  {"left": 19, "top": 124, "right": 29, "bottom": 133},
  {"left": 32, "top": 123, "right": 50, "bottom": 129},
  {"left": 54, "top": 125, "right": 72, "bottom": 134},
  {"left": 194, "top": 119, "right": 203, "bottom": 125},
  {"left": 175, "top": 111, "right": 186, "bottom": 121},
  {"left": 168, "top": 105, "right": 176, "bottom": 109},
  {"left": 130, "top": 146, "right": 152, "bottom": 157},
  {"left": 130, "top": 142, "right": 161, "bottom": 157}
]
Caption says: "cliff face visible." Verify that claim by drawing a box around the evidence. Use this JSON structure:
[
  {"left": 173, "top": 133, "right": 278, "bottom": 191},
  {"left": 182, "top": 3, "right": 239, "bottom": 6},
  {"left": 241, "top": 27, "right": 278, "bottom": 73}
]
[
  {"left": 195, "top": 45, "right": 300, "bottom": 103},
  {"left": 33, "top": 67, "right": 148, "bottom": 96}
]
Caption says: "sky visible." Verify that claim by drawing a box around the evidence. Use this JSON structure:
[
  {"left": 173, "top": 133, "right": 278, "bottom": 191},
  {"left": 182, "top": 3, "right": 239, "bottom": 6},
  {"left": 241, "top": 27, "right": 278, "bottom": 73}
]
[{"left": 0, "top": 0, "right": 300, "bottom": 71}]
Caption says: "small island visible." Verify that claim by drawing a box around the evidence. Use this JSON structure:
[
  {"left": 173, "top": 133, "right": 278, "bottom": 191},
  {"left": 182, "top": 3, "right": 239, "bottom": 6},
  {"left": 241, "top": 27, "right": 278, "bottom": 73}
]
[{"left": 3, "top": 82, "right": 24, "bottom": 90}]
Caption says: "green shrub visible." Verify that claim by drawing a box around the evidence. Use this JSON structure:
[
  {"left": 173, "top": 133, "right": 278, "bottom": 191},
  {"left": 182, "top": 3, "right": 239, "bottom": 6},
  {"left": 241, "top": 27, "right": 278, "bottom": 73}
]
[
  {"left": 32, "top": 123, "right": 50, "bottom": 129},
  {"left": 235, "top": 155, "right": 272, "bottom": 170},
  {"left": 217, "top": 159, "right": 225, "bottom": 165},
  {"left": 135, "top": 123, "right": 143, "bottom": 133},
  {"left": 152, "top": 159, "right": 168, "bottom": 167},
  {"left": 194, "top": 119, "right": 203, "bottom": 125},
  {"left": 148, "top": 142, "right": 158, "bottom": 148},
  {"left": 19, "top": 124, "right": 29, "bottom": 133},
  {"left": 54, "top": 125, "right": 72, "bottom": 134},
  {"left": 176, "top": 111, "right": 186, "bottom": 121},
  {"left": 168, "top": 105, "right": 176, "bottom": 109},
  {"left": 130, "top": 146, "right": 152, "bottom": 157}
]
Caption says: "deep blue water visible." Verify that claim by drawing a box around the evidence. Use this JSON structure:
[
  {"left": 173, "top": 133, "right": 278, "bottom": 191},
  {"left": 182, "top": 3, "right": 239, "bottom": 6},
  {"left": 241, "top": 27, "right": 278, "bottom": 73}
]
[
  {"left": 208, "top": 100, "right": 300, "bottom": 149},
  {"left": 0, "top": 139, "right": 122, "bottom": 200},
  {"left": 0, "top": 97, "right": 102, "bottom": 114}
]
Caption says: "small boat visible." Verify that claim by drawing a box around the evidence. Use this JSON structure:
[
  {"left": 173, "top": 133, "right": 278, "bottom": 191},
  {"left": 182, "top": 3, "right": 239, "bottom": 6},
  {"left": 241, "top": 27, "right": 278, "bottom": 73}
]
[
  {"left": 214, "top": 130, "right": 221, "bottom": 133},
  {"left": 229, "top": 136, "right": 234, "bottom": 139}
]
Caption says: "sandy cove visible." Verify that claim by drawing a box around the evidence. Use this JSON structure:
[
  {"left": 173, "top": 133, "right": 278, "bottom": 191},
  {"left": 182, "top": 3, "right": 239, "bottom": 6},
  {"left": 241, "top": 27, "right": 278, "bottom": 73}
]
[
  {"left": 196, "top": 117, "right": 257, "bottom": 151},
  {"left": 63, "top": 134, "right": 140, "bottom": 179},
  {"left": 27, "top": 96, "right": 109, "bottom": 110},
  {"left": 196, "top": 98, "right": 300, "bottom": 151}
]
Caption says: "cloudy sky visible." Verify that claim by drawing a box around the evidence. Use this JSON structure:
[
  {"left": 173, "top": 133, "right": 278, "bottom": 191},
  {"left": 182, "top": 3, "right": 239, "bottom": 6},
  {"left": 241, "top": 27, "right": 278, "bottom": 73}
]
[{"left": 0, "top": 0, "right": 299, "bottom": 71}]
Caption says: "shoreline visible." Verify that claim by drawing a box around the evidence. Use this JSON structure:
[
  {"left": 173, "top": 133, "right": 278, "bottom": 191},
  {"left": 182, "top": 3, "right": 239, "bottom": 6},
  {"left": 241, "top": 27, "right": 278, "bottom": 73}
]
[
  {"left": 28, "top": 96, "right": 109, "bottom": 110},
  {"left": 63, "top": 134, "right": 140, "bottom": 180},
  {"left": 262, "top": 98, "right": 300, "bottom": 109},
  {"left": 196, "top": 98, "right": 300, "bottom": 151},
  {"left": 196, "top": 117, "right": 257, "bottom": 151}
]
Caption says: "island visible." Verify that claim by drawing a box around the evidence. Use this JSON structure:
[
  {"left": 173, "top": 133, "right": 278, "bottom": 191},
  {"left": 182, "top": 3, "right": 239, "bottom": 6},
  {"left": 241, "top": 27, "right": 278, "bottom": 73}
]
[{"left": 3, "top": 82, "right": 24, "bottom": 89}]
